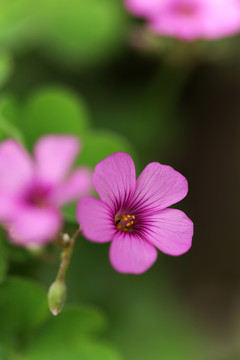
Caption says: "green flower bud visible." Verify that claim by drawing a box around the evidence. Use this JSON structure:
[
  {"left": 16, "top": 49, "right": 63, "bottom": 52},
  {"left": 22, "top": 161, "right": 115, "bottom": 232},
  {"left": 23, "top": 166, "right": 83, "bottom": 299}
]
[{"left": 48, "top": 280, "right": 67, "bottom": 316}]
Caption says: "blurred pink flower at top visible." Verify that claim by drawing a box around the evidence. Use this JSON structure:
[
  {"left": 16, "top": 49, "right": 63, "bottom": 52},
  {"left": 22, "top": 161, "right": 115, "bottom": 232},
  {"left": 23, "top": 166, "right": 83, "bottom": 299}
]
[
  {"left": 0, "top": 135, "right": 92, "bottom": 246},
  {"left": 126, "top": 0, "right": 163, "bottom": 16},
  {"left": 125, "top": 0, "right": 240, "bottom": 41}
]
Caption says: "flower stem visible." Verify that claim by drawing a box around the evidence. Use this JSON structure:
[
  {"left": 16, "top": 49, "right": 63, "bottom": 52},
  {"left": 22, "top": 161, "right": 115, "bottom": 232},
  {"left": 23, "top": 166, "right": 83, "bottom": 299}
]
[
  {"left": 48, "top": 228, "right": 81, "bottom": 315},
  {"left": 56, "top": 228, "right": 81, "bottom": 282}
]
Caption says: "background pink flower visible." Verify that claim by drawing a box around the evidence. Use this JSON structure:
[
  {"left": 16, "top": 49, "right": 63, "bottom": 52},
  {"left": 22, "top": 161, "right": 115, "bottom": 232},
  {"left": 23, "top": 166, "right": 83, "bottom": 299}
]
[
  {"left": 125, "top": 0, "right": 164, "bottom": 16},
  {"left": 0, "top": 135, "right": 92, "bottom": 246},
  {"left": 77, "top": 152, "right": 193, "bottom": 274},
  {"left": 125, "top": 0, "right": 240, "bottom": 41}
]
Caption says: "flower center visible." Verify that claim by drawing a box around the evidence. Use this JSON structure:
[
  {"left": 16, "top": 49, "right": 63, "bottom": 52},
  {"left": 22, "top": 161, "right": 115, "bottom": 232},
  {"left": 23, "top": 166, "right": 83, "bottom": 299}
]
[
  {"left": 115, "top": 214, "right": 135, "bottom": 233},
  {"left": 172, "top": 3, "right": 197, "bottom": 16},
  {"left": 24, "top": 184, "right": 50, "bottom": 207}
]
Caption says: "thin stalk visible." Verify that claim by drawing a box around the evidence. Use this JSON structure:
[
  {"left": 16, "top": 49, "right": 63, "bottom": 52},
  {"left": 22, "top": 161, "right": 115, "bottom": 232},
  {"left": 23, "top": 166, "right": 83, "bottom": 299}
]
[
  {"left": 56, "top": 228, "right": 81, "bottom": 282},
  {"left": 48, "top": 228, "right": 82, "bottom": 315}
]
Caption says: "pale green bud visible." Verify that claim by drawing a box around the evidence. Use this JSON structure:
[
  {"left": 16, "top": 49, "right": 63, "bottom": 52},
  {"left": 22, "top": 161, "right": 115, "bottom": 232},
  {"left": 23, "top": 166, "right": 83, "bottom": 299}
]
[{"left": 48, "top": 280, "right": 67, "bottom": 316}]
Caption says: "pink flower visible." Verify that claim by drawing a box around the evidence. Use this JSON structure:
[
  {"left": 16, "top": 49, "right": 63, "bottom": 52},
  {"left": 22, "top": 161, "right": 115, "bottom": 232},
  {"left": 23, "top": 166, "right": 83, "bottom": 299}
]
[
  {"left": 77, "top": 152, "right": 193, "bottom": 274},
  {"left": 0, "top": 135, "right": 92, "bottom": 246},
  {"left": 125, "top": 0, "right": 240, "bottom": 41}
]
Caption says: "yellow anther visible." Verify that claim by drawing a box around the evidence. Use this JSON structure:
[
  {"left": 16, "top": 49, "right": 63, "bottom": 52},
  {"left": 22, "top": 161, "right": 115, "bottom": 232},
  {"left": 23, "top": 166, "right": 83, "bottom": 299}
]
[{"left": 115, "top": 214, "right": 136, "bottom": 233}]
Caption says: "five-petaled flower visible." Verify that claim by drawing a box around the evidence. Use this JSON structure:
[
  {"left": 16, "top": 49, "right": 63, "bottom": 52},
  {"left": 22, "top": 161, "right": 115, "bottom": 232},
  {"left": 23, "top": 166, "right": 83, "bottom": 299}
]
[
  {"left": 125, "top": 0, "right": 240, "bottom": 41},
  {"left": 77, "top": 152, "right": 193, "bottom": 274},
  {"left": 0, "top": 135, "right": 91, "bottom": 246}
]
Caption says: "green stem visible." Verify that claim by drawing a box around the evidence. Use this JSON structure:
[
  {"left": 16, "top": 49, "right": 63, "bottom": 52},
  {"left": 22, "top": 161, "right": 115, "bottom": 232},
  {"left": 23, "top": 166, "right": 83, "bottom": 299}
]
[
  {"left": 48, "top": 228, "right": 81, "bottom": 315},
  {"left": 56, "top": 228, "right": 81, "bottom": 282}
]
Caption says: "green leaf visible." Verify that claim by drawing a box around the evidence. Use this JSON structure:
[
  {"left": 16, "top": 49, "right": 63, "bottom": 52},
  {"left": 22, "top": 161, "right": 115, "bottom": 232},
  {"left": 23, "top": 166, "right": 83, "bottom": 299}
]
[
  {"left": 0, "top": 0, "right": 38, "bottom": 50},
  {"left": 0, "top": 0, "right": 126, "bottom": 67},
  {"left": 31, "top": 306, "right": 107, "bottom": 340},
  {"left": 24, "top": 307, "right": 122, "bottom": 360},
  {"left": 0, "top": 52, "right": 13, "bottom": 88},
  {"left": 0, "top": 94, "right": 19, "bottom": 123},
  {"left": 0, "top": 277, "right": 48, "bottom": 348},
  {"left": 19, "top": 87, "right": 90, "bottom": 148},
  {"left": 43, "top": 0, "right": 126, "bottom": 66},
  {"left": 0, "top": 95, "right": 25, "bottom": 143}
]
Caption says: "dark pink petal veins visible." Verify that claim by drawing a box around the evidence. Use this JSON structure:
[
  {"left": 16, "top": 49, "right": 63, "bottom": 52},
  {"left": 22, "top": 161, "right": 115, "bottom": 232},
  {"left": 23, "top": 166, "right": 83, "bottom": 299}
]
[
  {"left": 92, "top": 152, "right": 136, "bottom": 212},
  {"left": 130, "top": 162, "right": 188, "bottom": 214},
  {"left": 143, "top": 208, "right": 193, "bottom": 256},
  {"left": 77, "top": 196, "right": 116, "bottom": 243},
  {"left": 109, "top": 232, "right": 158, "bottom": 274}
]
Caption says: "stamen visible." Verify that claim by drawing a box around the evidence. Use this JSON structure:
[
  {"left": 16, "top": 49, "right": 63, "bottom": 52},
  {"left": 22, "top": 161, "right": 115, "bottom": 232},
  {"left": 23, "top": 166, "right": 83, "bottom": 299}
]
[{"left": 115, "top": 214, "right": 136, "bottom": 233}]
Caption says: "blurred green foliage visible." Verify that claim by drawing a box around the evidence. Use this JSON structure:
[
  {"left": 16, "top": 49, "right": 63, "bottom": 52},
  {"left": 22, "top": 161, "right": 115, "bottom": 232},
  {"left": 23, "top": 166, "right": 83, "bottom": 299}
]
[
  {"left": 24, "top": 307, "right": 121, "bottom": 360},
  {"left": 0, "top": 52, "right": 13, "bottom": 89},
  {"left": 20, "top": 87, "right": 89, "bottom": 146},
  {"left": 0, "top": 96, "right": 24, "bottom": 143},
  {"left": 0, "top": 0, "right": 126, "bottom": 67},
  {"left": 0, "top": 86, "right": 134, "bottom": 164},
  {"left": 0, "top": 277, "right": 121, "bottom": 360}
]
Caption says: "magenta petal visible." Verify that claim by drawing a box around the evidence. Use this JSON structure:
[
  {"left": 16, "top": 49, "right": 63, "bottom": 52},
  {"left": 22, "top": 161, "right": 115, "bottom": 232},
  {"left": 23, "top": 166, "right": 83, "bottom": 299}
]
[
  {"left": 203, "top": 0, "right": 240, "bottom": 39},
  {"left": 34, "top": 135, "right": 80, "bottom": 184},
  {"left": 0, "top": 193, "right": 16, "bottom": 221},
  {"left": 51, "top": 168, "right": 92, "bottom": 206},
  {"left": 143, "top": 209, "right": 193, "bottom": 256},
  {"left": 93, "top": 152, "right": 136, "bottom": 211},
  {"left": 135, "top": 0, "right": 240, "bottom": 41},
  {"left": 130, "top": 162, "right": 188, "bottom": 213},
  {"left": 0, "top": 140, "right": 33, "bottom": 193},
  {"left": 7, "top": 206, "right": 62, "bottom": 246},
  {"left": 109, "top": 232, "right": 157, "bottom": 274},
  {"left": 125, "top": 0, "right": 164, "bottom": 16},
  {"left": 77, "top": 196, "right": 116, "bottom": 243}
]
